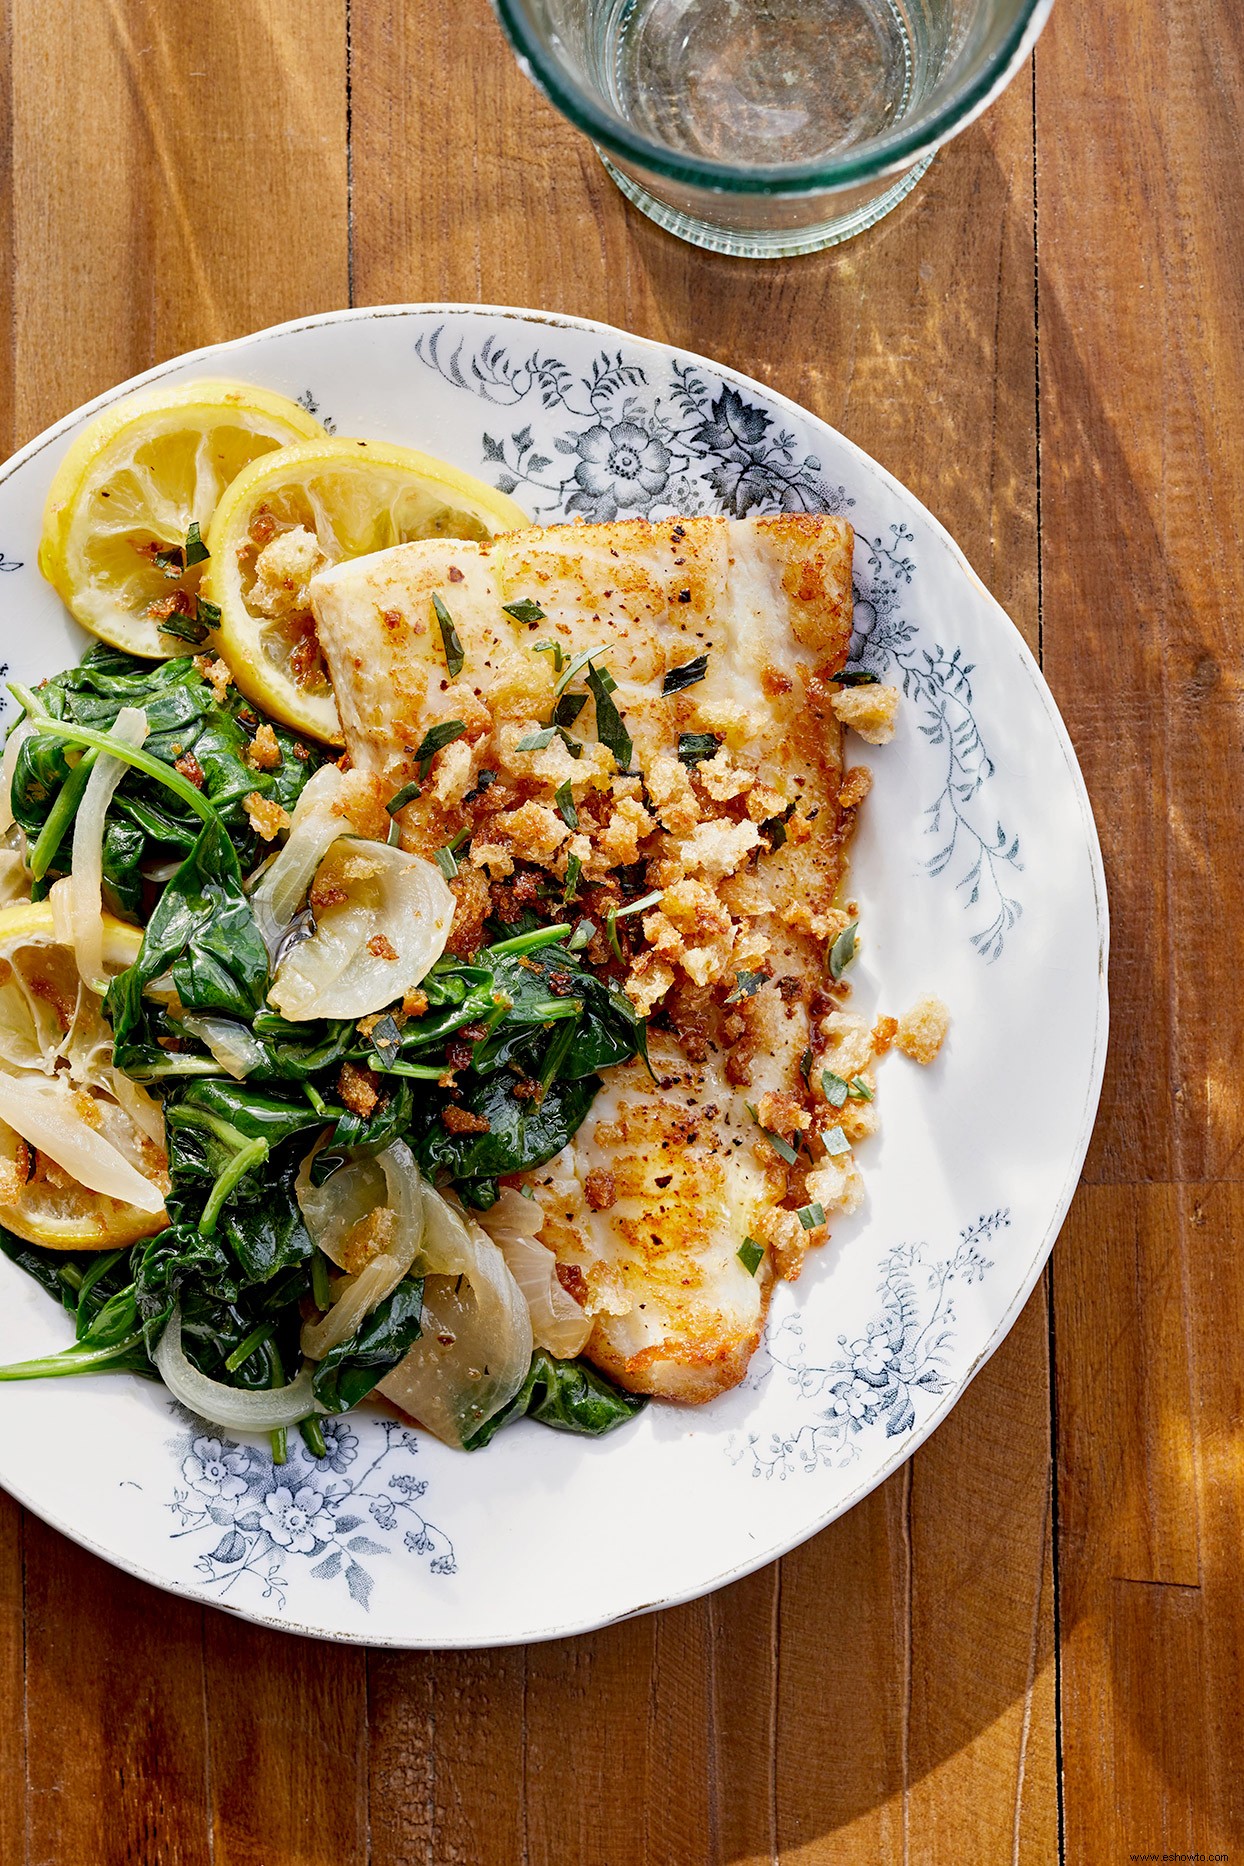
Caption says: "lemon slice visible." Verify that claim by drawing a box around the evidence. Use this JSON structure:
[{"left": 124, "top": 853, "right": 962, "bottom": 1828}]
[
  {"left": 40, "top": 380, "right": 325, "bottom": 659},
  {"left": 0, "top": 902, "right": 169, "bottom": 1250},
  {"left": 201, "top": 437, "right": 529, "bottom": 742}
]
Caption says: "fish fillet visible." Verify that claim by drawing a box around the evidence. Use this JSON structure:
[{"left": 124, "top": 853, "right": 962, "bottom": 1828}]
[{"left": 312, "top": 515, "right": 875, "bottom": 1402}]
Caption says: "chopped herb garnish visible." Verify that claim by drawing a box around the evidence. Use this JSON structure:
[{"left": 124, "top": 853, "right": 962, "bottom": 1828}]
[
  {"left": 387, "top": 778, "right": 422, "bottom": 815},
  {"left": 563, "top": 852, "right": 582, "bottom": 902},
  {"left": 744, "top": 1103, "right": 799, "bottom": 1166},
  {"left": 677, "top": 731, "right": 721, "bottom": 766},
  {"left": 557, "top": 730, "right": 583, "bottom": 759},
  {"left": 849, "top": 1077, "right": 874, "bottom": 1103},
  {"left": 586, "top": 662, "right": 633, "bottom": 773},
  {"left": 554, "top": 644, "right": 611, "bottom": 697},
  {"left": 195, "top": 596, "right": 221, "bottom": 628},
  {"left": 822, "top": 1125, "right": 851, "bottom": 1156},
  {"left": 413, "top": 719, "right": 467, "bottom": 779},
  {"left": 555, "top": 781, "right": 578, "bottom": 830},
  {"left": 505, "top": 600, "right": 547, "bottom": 625},
  {"left": 828, "top": 920, "right": 858, "bottom": 981},
  {"left": 836, "top": 669, "right": 880, "bottom": 686},
  {"left": 365, "top": 1014, "right": 403, "bottom": 1068},
  {"left": 605, "top": 888, "right": 663, "bottom": 962},
  {"left": 184, "top": 520, "right": 209, "bottom": 567},
  {"left": 737, "top": 1238, "right": 764, "bottom": 1276},
  {"left": 761, "top": 801, "right": 797, "bottom": 851},
  {"left": 432, "top": 592, "right": 465, "bottom": 678},
  {"left": 797, "top": 1202, "right": 826, "bottom": 1230},
  {"left": 662, "top": 654, "right": 708, "bottom": 694},
  {"left": 821, "top": 1070, "right": 849, "bottom": 1108},
  {"left": 516, "top": 726, "right": 558, "bottom": 752},
  {"left": 567, "top": 916, "right": 593, "bottom": 951},
  {"left": 533, "top": 639, "right": 565, "bottom": 673},
  {"left": 554, "top": 692, "right": 587, "bottom": 728},
  {"left": 157, "top": 611, "right": 210, "bottom": 646},
  {"left": 153, "top": 544, "right": 183, "bottom": 575},
  {"left": 434, "top": 845, "right": 460, "bottom": 880},
  {"left": 725, "top": 969, "right": 766, "bottom": 1004},
  {"left": 799, "top": 1047, "right": 813, "bottom": 1084}
]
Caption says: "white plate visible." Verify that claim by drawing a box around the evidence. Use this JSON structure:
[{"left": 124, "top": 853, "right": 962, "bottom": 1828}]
[{"left": 0, "top": 306, "right": 1107, "bottom": 1646}]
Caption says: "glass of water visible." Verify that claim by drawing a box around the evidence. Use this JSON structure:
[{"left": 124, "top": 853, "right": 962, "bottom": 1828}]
[{"left": 493, "top": 0, "right": 1053, "bottom": 257}]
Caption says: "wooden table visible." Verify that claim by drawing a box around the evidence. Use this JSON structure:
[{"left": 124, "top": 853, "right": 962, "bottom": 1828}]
[{"left": 0, "top": 0, "right": 1238, "bottom": 1858}]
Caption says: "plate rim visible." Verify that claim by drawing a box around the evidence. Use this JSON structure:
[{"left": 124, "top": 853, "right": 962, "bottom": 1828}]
[{"left": 0, "top": 302, "right": 1109, "bottom": 1646}]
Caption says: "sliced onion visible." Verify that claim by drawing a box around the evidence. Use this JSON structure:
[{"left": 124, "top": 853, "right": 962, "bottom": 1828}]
[
  {"left": 477, "top": 1187, "right": 591, "bottom": 1359},
  {"left": 298, "top": 1139, "right": 426, "bottom": 1359},
  {"left": 0, "top": 1073, "right": 165, "bottom": 1211},
  {"left": 0, "top": 847, "right": 29, "bottom": 906},
  {"left": 70, "top": 706, "right": 148, "bottom": 991},
  {"left": 104, "top": 1068, "right": 167, "bottom": 1148},
  {"left": 296, "top": 1147, "right": 390, "bottom": 1267},
  {"left": 249, "top": 765, "right": 352, "bottom": 957},
  {"left": 156, "top": 1306, "right": 324, "bottom": 1430},
  {"left": 377, "top": 1185, "right": 532, "bottom": 1448},
  {"left": 268, "top": 838, "right": 454, "bottom": 1021},
  {"left": 0, "top": 721, "right": 33, "bottom": 835},
  {"left": 180, "top": 1012, "right": 268, "bottom": 1081}
]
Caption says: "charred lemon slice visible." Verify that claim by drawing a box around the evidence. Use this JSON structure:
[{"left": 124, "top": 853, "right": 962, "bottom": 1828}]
[
  {"left": 201, "top": 437, "right": 529, "bottom": 743},
  {"left": 0, "top": 902, "right": 169, "bottom": 1249},
  {"left": 39, "top": 380, "right": 325, "bottom": 658}
]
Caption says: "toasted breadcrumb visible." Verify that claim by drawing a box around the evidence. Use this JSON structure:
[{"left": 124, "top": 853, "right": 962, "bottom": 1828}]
[
  {"left": 644, "top": 752, "right": 701, "bottom": 834},
  {"left": 250, "top": 525, "right": 326, "bottom": 618},
  {"left": 337, "top": 1060, "right": 380, "bottom": 1119},
  {"left": 0, "top": 1135, "right": 30, "bottom": 1201},
  {"left": 872, "top": 1014, "right": 899, "bottom": 1056},
  {"left": 245, "top": 722, "right": 282, "bottom": 771},
  {"left": 839, "top": 765, "right": 873, "bottom": 810},
  {"left": 367, "top": 933, "right": 398, "bottom": 960},
  {"left": 818, "top": 1010, "right": 874, "bottom": 1078},
  {"left": 441, "top": 1104, "right": 491, "bottom": 1136},
  {"left": 625, "top": 951, "right": 676, "bottom": 1015},
  {"left": 194, "top": 655, "right": 233, "bottom": 704},
  {"left": 896, "top": 995, "right": 950, "bottom": 1065},
  {"left": 679, "top": 816, "right": 763, "bottom": 880},
  {"left": 469, "top": 840, "right": 514, "bottom": 879},
  {"left": 584, "top": 1168, "right": 617, "bottom": 1212},
  {"left": 830, "top": 683, "right": 900, "bottom": 744},
  {"left": 244, "top": 792, "right": 291, "bottom": 841},
  {"left": 696, "top": 746, "right": 755, "bottom": 803},
  {"left": 340, "top": 1206, "right": 396, "bottom": 1276},
  {"left": 487, "top": 800, "right": 565, "bottom": 866},
  {"left": 430, "top": 738, "right": 476, "bottom": 807}
]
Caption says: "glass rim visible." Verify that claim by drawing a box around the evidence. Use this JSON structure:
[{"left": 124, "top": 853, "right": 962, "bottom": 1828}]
[{"left": 494, "top": 0, "right": 1053, "bottom": 195}]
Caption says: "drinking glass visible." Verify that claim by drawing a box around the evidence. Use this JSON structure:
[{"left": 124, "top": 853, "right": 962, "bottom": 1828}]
[{"left": 493, "top": 0, "right": 1053, "bottom": 257}]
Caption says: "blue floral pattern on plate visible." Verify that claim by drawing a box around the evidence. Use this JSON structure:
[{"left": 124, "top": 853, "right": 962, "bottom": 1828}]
[
  {"left": 730, "top": 1210, "right": 1009, "bottom": 1477},
  {"left": 167, "top": 1412, "right": 455, "bottom": 1613}
]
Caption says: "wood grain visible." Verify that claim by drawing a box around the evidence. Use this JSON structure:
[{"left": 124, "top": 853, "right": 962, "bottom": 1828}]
[
  {"left": 1037, "top": 0, "right": 1244, "bottom": 1852},
  {"left": 0, "top": 0, "right": 1237, "bottom": 1855}
]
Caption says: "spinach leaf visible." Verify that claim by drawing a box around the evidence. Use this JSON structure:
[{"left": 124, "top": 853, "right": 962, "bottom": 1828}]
[
  {"left": 411, "top": 1071, "right": 601, "bottom": 1208},
  {"left": 106, "top": 817, "right": 270, "bottom": 1064},
  {"left": 9, "top": 644, "right": 322, "bottom": 897},
  {"left": 0, "top": 1244, "right": 150, "bottom": 1381},
  {"left": 310, "top": 1277, "right": 424, "bottom": 1413},
  {"left": 465, "top": 1349, "right": 647, "bottom": 1448}
]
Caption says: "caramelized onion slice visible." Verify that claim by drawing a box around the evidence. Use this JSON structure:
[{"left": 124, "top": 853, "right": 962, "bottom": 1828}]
[
  {"left": 477, "top": 1188, "right": 591, "bottom": 1359},
  {"left": 377, "top": 1186, "right": 532, "bottom": 1449}
]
